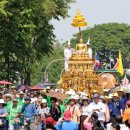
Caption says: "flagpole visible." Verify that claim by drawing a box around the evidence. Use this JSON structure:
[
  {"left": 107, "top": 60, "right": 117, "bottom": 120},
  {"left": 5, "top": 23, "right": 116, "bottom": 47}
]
[{"left": 110, "top": 51, "right": 111, "bottom": 70}]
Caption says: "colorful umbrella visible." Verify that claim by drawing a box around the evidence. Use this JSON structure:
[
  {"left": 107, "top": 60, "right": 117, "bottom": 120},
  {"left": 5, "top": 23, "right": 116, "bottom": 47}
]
[
  {"left": 31, "top": 86, "right": 43, "bottom": 90},
  {"left": 18, "top": 85, "right": 31, "bottom": 91},
  {"left": 0, "top": 80, "right": 12, "bottom": 85}
]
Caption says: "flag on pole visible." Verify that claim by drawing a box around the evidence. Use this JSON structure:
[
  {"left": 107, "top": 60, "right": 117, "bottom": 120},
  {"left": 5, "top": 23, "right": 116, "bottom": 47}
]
[
  {"left": 122, "top": 75, "right": 129, "bottom": 86},
  {"left": 117, "top": 51, "right": 124, "bottom": 76},
  {"left": 94, "top": 53, "right": 101, "bottom": 70},
  {"left": 113, "top": 59, "right": 118, "bottom": 69}
]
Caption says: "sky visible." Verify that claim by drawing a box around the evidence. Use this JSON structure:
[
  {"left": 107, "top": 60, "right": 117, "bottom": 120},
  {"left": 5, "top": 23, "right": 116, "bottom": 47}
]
[{"left": 51, "top": 0, "right": 130, "bottom": 42}]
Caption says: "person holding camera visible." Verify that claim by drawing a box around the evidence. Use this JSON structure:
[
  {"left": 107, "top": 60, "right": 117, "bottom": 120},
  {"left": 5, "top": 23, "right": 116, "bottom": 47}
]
[
  {"left": 83, "top": 112, "right": 103, "bottom": 130},
  {"left": 56, "top": 110, "right": 78, "bottom": 130},
  {"left": 87, "top": 94, "right": 106, "bottom": 129}
]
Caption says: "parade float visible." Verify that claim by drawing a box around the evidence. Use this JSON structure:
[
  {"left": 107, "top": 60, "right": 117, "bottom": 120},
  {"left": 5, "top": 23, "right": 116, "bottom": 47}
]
[{"left": 58, "top": 10, "right": 104, "bottom": 95}]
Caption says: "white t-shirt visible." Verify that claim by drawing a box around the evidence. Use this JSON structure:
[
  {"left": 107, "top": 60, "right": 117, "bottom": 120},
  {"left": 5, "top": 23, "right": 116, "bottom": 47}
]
[
  {"left": 82, "top": 105, "right": 89, "bottom": 116},
  {"left": 87, "top": 101, "right": 106, "bottom": 121}
]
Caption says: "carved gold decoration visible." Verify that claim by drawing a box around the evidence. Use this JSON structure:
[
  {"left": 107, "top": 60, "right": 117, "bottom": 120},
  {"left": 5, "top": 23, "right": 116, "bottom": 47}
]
[{"left": 58, "top": 10, "right": 102, "bottom": 95}]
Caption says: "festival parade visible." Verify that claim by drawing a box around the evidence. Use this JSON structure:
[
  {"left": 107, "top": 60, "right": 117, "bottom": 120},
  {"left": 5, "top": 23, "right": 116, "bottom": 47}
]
[{"left": 0, "top": 0, "right": 130, "bottom": 130}]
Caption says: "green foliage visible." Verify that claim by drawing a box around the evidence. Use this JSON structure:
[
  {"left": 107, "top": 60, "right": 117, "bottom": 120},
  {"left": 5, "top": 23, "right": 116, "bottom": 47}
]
[
  {"left": 0, "top": 0, "right": 73, "bottom": 84},
  {"left": 31, "top": 42, "right": 64, "bottom": 85},
  {"left": 71, "top": 23, "right": 130, "bottom": 61}
]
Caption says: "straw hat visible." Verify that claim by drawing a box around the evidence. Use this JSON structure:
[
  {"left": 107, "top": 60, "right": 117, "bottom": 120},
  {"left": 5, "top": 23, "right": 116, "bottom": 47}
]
[
  {"left": 117, "top": 87, "right": 124, "bottom": 93},
  {"left": 3, "top": 94, "right": 14, "bottom": 101},
  {"left": 113, "top": 93, "right": 119, "bottom": 97},
  {"left": 82, "top": 96, "right": 88, "bottom": 100},
  {"left": 69, "top": 95, "right": 77, "bottom": 100},
  {"left": 0, "top": 99, "right": 6, "bottom": 104}
]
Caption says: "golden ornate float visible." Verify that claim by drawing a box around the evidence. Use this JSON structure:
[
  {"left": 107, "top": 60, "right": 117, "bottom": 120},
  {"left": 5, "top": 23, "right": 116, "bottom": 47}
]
[{"left": 58, "top": 10, "right": 103, "bottom": 95}]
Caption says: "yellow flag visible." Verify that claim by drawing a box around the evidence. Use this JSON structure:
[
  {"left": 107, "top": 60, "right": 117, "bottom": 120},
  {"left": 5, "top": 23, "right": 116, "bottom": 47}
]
[{"left": 117, "top": 51, "right": 124, "bottom": 76}]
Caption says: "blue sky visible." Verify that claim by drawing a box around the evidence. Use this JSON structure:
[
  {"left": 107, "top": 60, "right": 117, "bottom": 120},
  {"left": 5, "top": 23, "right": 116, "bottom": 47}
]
[{"left": 51, "top": 0, "right": 130, "bottom": 42}]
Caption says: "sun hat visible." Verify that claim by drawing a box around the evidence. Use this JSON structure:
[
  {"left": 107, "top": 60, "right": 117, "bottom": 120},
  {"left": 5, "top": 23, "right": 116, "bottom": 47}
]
[
  {"left": 82, "top": 96, "right": 88, "bottom": 100},
  {"left": 0, "top": 99, "right": 6, "bottom": 104},
  {"left": 46, "top": 117, "right": 56, "bottom": 125},
  {"left": 113, "top": 93, "right": 119, "bottom": 97},
  {"left": 3, "top": 94, "right": 14, "bottom": 101},
  {"left": 69, "top": 95, "right": 77, "bottom": 100},
  {"left": 13, "top": 98, "right": 18, "bottom": 102},
  {"left": 118, "top": 87, "right": 124, "bottom": 92},
  {"left": 19, "top": 91, "right": 24, "bottom": 95},
  {"left": 42, "top": 99, "right": 47, "bottom": 103},
  {"left": 93, "top": 94, "right": 99, "bottom": 98},
  {"left": 63, "top": 110, "right": 72, "bottom": 121}
]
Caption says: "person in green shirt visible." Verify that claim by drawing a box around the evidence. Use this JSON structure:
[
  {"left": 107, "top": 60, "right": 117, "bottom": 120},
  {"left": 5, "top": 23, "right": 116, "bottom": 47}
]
[
  {"left": 57, "top": 99, "right": 66, "bottom": 117},
  {"left": 17, "top": 91, "right": 25, "bottom": 127},
  {"left": 3, "top": 94, "right": 13, "bottom": 121},
  {"left": 17, "top": 91, "right": 25, "bottom": 108},
  {"left": 7, "top": 98, "right": 21, "bottom": 130}
]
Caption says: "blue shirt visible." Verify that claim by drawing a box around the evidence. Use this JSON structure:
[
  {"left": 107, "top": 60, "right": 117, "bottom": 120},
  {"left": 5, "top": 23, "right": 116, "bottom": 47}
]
[
  {"left": 21, "top": 103, "right": 37, "bottom": 122},
  {"left": 119, "top": 97, "right": 126, "bottom": 111},
  {"left": 109, "top": 100, "right": 122, "bottom": 116},
  {"left": 56, "top": 121, "right": 78, "bottom": 130}
]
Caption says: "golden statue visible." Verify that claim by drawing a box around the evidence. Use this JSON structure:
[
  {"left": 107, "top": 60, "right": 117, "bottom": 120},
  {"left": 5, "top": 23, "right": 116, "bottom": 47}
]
[
  {"left": 58, "top": 9, "right": 101, "bottom": 95},
  {"left": 76, "top": 38, "right": 87, "bottom": 52}
]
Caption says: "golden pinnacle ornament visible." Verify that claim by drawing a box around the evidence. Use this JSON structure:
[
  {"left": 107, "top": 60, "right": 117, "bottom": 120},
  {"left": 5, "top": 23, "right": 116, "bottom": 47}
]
[{"left": 72, "top": 9, "right": 87, "bottom": 39}]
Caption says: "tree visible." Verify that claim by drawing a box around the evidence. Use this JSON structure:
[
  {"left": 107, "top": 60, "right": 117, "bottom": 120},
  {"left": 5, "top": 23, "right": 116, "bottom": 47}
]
[
  {"left": 71, "top": 23, "right": 130, "bottom": 61},
  {"left": 31, "top": 42, "right": 64, "bottom": 85},
  {"left": 0, "top": 0, "right": 74, "bottom": 85}
]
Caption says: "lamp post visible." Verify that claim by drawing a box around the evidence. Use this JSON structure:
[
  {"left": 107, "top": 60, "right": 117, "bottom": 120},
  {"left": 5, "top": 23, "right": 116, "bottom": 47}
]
[{"left": 44, "top": 58, "right": 64, "bottom": 81}]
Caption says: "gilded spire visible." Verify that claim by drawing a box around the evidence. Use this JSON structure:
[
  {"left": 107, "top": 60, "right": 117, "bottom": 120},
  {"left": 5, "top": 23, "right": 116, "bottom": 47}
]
[{"left": 71, "top": 9, "right": 87, "bottom": 27}]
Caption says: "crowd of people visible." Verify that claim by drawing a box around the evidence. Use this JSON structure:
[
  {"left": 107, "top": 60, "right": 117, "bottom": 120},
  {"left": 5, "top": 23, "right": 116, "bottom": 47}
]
[{"left": 0, "top": 86, "right": 130, "bottom": 130}]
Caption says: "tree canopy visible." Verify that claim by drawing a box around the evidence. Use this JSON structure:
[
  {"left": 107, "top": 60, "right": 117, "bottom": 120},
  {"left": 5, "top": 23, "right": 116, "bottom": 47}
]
[
  {"left": 72, "top": 23, "right": 130, "bottom": 61},
  {"left": 0, "top": 0, "right": 73, "bottom": 85}
]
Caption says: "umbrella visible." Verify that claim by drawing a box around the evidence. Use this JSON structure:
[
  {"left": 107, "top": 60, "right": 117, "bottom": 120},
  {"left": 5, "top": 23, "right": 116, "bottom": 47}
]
[
  {"left": 31, "top": 86, "right": 43, "bottom": 90},
  {"left": 45, "top": 91, "right": 69, "bottom": 101},
  {"left": 0, "top": 80, "right": 12, "bottom": 85},
  {"left": 19, "top": 85, "right": 31, "bottom": 91}
]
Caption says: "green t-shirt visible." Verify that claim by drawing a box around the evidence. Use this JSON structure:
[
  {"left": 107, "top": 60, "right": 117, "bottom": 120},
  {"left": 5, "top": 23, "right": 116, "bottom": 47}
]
[
  {"left": 60, "top": 104, "right": 66, "bottom": 117},
  {"left": 8, "top": 105, "right": 21, "bottom": 124},
  {"left": 46, "top": 96, "right": 51, "bottom": 108},
  {"left": 6, "top": 101, "right": 13, "bottom": 120},
  {"left": 17, "top": 98, "right": 25, "bottom": 108}
]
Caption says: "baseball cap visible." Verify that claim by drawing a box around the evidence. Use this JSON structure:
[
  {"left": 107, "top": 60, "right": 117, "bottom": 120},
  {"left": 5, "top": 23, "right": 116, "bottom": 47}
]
[
  {"left": 63, "top": 110, "right": 72, "bottom": 121},
  {"left": 46, "top": 117, "right": 56, "bottom": 125},
  {"left": 24, "top": 96, "right": 31, "bottom": 101}
]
